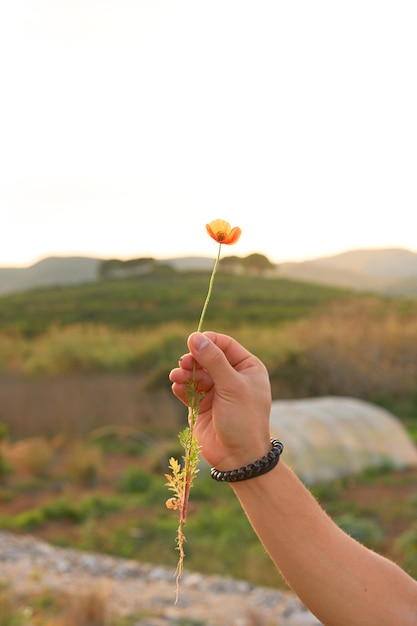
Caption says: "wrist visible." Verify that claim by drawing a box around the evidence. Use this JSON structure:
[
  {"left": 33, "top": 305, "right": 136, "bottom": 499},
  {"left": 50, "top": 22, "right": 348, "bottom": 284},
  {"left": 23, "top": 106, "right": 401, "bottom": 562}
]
[
  {"left": 211, "top": 439, "right": 284, "bottom": 483},
  {"left": 214, "top": 440, "right": 272, "bottom": 472}
]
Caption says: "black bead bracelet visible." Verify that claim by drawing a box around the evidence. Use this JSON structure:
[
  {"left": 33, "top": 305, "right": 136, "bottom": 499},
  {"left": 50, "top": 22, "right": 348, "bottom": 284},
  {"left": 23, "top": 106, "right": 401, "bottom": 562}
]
[{"left": 210, "top": 438, "right": 284, "bottom": 482}]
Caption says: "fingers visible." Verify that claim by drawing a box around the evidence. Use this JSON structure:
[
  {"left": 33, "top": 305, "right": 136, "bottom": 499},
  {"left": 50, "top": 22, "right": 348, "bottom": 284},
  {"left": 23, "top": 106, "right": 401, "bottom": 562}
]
[
  {"left": 171, "top": 332, "right": 253, "bottom": 375},
  {"left": 186, "top": 331, "right": 258, "bottom": 387},
  {"left": 170, "top": 331, "right": 257, "bottom": 388},
  {"left": 190, "top": 331, "right": 253, "bottom": 370},
  {"left": 177, "top": 353, "right": 195, "bottom": 371},
  {"left": 169, "top": 346, "right": 214, "bottom": 407},
  {"left": 170, "top": 381, "right": 189, "bottom": 406},
  {"left": 169, "top": 363, "right": 213, "bottom": 388},
  {"left": 169, "top": 331, "right": 259, "bottom": 407}
]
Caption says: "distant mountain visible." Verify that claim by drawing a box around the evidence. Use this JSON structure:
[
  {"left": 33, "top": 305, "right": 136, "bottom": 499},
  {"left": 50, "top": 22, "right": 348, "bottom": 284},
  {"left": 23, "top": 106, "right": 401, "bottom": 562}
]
[
  {"left": 0, "top": 255, "right": 214, "bottom": 296},
  {"left": 278, "top": 248, "right": 417, "bottom": 296},
  {"left": 1, "top": 248, "right": 417, "bottom": 297},
  {"left": 0, "top": 257, "right": 101, "bottom": 296},
  {"left": 285, "top": 248, "right": 417, "bottom": 277}
]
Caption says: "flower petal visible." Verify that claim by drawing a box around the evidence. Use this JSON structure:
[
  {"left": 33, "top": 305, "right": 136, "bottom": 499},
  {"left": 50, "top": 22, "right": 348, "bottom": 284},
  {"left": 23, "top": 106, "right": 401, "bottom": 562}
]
[
  {"left": 223, "top": 226, "right": 242, "bottom": 245},
  {"left": 206, "top": 219, "right": 241, "bottom": 245}
]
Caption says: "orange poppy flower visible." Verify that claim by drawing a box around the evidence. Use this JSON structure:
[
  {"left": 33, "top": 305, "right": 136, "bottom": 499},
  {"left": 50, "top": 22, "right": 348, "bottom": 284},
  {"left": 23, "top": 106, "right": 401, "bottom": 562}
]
[{"left": 206, "top": 219, "right": 242, "bottom": 245}]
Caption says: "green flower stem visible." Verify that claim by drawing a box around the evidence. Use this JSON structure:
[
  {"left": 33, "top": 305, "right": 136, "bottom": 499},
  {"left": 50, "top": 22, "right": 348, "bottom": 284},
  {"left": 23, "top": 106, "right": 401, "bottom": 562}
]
[
  {"left": 197, "top": 242, "right": 222, "bottom": 333},
  {"left": 185, "top": 241, "right": 221, "bottom": 504},
  {"left": 189, "top": 242, "right": 222, "bottom": 427},
  {"left": 169, "top": 242, "right": 223, "bottom": 603}
]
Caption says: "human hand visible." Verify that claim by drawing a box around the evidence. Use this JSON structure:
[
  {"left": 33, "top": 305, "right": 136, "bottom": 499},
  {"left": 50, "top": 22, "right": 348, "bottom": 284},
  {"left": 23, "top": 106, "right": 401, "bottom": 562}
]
[{"left": 169, "top": 331, "right": 272, "bottom": 470}]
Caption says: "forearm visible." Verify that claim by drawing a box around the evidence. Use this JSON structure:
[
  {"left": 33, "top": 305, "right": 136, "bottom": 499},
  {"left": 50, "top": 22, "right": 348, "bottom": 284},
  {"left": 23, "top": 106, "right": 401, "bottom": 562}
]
[
  {"left": 173, "top": 332, "right": 417, "bottom": 623},
  {"left": 231, "top": 461, "right": 417, "bottom": 626}
]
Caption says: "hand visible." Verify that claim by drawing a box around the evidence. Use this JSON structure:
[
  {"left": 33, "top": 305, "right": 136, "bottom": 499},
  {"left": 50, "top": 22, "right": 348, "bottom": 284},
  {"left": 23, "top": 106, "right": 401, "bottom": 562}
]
[{"left": 169, "top": 331, "right": 272, "bottom": 470}]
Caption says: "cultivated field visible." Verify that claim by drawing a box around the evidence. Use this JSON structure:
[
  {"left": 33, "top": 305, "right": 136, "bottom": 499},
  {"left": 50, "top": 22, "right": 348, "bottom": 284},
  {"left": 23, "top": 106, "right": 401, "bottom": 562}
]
[{"left": 1, "top": 272, "right": 417, "bottom": 624}]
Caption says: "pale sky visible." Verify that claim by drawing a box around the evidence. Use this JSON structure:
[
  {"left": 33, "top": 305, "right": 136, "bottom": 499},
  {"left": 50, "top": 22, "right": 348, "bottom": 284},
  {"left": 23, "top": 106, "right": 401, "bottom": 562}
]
[{"left": 1, "top": 1, "right": 416, "bottom": 268}]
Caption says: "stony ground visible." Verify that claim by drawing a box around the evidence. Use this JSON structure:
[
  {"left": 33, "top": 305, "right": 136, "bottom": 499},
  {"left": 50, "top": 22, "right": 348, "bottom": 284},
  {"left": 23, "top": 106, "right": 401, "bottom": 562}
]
[{"left": 0, "top": 530, "right": 322, "bottom": 625}]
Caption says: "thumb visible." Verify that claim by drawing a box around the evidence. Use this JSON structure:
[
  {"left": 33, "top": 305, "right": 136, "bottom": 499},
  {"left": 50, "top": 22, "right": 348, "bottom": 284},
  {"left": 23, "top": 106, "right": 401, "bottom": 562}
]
[{"left": 187, "top": 332, "right": 235, "bottom": 387}]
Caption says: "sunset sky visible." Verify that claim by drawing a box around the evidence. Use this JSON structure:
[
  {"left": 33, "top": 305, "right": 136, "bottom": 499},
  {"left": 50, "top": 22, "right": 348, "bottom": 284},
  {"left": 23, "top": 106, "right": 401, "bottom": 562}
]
[{"left": 1, "top": 1, "right": 416, "bottom": 267}]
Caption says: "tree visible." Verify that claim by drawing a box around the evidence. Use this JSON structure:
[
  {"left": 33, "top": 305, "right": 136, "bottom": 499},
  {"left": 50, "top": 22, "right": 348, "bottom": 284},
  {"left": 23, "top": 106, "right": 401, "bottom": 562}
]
[{"left": 242, "top": 253, "right": 275, "bottom": 272}]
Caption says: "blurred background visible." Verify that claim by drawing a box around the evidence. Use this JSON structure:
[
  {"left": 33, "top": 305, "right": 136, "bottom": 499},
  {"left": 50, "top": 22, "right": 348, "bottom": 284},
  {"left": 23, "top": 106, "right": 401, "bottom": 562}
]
[{"left": 1, "top": 1, "right": 417, "bottom": 624}]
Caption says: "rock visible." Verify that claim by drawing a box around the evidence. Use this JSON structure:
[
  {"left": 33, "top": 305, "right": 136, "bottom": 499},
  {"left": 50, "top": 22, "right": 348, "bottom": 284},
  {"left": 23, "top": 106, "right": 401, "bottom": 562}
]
[{"left": 0, "top": 530, "right": 322, "bottom": 625}]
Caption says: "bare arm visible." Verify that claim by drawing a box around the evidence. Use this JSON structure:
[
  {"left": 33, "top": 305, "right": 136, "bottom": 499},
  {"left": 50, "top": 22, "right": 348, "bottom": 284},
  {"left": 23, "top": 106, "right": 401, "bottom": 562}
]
[
  {"left": 232, "top": 462, "right": 417, "bottom": 625},
  {"left": 169, "top": 331, "right": 417, "bottom": 626}
]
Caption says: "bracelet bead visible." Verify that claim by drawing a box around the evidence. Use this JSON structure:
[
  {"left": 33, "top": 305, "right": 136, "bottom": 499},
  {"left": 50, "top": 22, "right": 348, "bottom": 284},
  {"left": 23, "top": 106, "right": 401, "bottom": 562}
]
[{"left": 210, "top": 439, "right": 284, "bottom": 482}]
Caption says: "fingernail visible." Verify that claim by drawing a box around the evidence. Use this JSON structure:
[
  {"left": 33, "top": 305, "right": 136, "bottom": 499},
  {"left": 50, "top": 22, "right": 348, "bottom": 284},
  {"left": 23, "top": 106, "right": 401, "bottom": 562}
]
[{"left": 192, "top": 332, "right": 210, "bottom": 351}]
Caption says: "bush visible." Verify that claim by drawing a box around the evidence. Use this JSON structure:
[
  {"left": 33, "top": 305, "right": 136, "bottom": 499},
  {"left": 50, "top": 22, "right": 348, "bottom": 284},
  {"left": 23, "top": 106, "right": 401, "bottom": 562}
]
[
  {"left": 394, "top": 522, "right": 417, "bottom": 578},
  {"left": 117, "top": 466, "right": 151, "bottom": 493},
  {"left": 4, "top": 437, "right": 54, "bottom": 478},
  {"left": 66, "top": 442, "right": 103, "bottom": 486},
  {"left": 334, "top": 513, "right": 386, "bottom": 550},
  {"left": 0, "top": 451, "right": 10, "bottom": 483}
]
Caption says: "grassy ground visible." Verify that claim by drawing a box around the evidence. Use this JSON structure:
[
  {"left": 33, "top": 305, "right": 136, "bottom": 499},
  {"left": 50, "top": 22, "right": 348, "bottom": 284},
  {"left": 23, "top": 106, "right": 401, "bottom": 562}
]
[
  {"left": 0, "top": 272, "right": 417, "bottom": 624},
  {"left": 1, "top": 421, "right": 417, "bottom": 592}
]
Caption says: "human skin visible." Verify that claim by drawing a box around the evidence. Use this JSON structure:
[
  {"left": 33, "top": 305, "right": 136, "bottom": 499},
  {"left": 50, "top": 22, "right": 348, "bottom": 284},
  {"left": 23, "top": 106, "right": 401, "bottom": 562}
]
[{"left": 169, "top": 331, "right": 417, "bottom": 626}]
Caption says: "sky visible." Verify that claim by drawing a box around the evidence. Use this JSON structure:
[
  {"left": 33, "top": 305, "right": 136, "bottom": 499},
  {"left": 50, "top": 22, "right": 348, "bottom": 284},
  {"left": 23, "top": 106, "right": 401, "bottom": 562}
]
[{"left": 1, "top": 1, "right": 416, "bottom": 268}]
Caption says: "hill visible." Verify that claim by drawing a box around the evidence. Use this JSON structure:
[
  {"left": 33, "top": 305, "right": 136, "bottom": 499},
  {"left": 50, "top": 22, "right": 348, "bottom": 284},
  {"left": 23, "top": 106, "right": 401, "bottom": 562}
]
[
  {"left": 0, "top": 256, "right": 101, "bottom": 295},
  {"left": 1, "top": 248, "right": 417, "bottom": 296},
  {"left": 0, "top": 272, "right": 351, "bottom": 336},
  {"left": 0, "top": 255, "right": 216, "bottom": 296},
  {"left": 278, "top": 248, "right": 417, "bottom": 296}
]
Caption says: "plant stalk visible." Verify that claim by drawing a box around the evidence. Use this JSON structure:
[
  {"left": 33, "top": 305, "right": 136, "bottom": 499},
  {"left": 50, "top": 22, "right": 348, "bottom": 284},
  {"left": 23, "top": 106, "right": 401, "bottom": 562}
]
[{"left": 173, "top": 242, "right": 223, "bottom": 603}]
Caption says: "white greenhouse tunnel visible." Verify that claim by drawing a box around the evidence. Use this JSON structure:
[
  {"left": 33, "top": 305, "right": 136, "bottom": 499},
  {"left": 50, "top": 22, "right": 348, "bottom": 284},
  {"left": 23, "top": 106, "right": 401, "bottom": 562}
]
[{"left": 269, "top": 396, "right": 417, "bottom": 485}]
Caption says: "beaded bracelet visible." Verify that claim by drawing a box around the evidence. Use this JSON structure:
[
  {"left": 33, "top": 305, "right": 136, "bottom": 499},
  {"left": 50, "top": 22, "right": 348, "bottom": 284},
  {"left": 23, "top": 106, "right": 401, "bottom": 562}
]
[{"left": 210, "top": 438, "right": 284, "bottom": 482}]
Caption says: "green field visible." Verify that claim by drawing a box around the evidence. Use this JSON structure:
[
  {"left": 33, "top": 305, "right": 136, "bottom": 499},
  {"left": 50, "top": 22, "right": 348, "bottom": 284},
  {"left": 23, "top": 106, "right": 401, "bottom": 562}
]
[
  {"left": 0, "top": 271, "right": 352, "bottom": 336},
  {"left": 1, "top": 270, "right": 417, "bottom": 606},
  {"left": 1, "top": 271, "right": 416, "bottom": 419}
]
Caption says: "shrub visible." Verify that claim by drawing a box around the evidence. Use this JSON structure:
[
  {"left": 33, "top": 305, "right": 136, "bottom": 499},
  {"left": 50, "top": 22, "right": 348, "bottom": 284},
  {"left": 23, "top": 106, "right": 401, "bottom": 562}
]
[
  {"left": 117, "top": 466, "right": 151, "bottom": 493},
  {"left": 394, "top": 522, "right": 417, "bottom": 578},
  {"left": 0, "top": 452, "right": 11, "bottom": 483},
  {"left": 334, "top": 513, "right": 386, "bottom": 550},
  {"left": 11, "top": 508, "right": 46, "bottom": 530},
  {"left": 4, "top": 437, "right": 54, "bottom": 478},
  {"left": 66, "top": 442, "right": 103, "bottom": 486}
]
